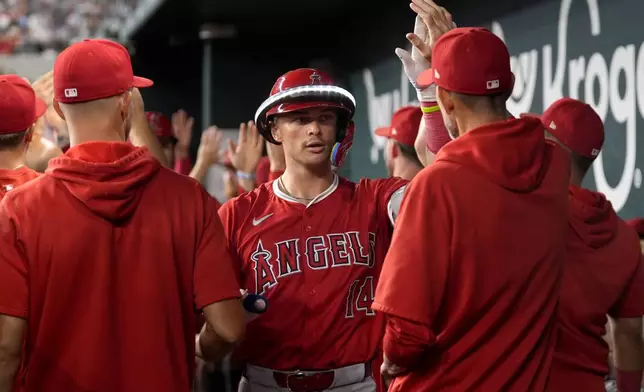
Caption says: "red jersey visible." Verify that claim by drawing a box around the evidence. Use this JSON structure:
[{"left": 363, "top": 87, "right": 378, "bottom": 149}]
[
  {"left": 373, "top": 117, "right": 570, "bottom": 391},
  {"left": 0, "top": 166, "right": 40, "bottom": 199},
  {"left": 547, "top": 186, "right": 644, "bottom": 392},
  {"left": 219, "top": 175, "right": 408, "bottom": 370},
  {"left": 0, "top": 142, "right": 240, "bottom": 392}
]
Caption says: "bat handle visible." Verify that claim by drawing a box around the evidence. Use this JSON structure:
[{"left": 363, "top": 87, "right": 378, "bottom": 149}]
[{"left": 243, "top": 293, "right": 268, "bottom": 314}]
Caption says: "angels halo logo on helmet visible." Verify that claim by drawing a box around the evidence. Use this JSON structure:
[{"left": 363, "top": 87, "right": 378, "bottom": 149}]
[{"left": 254, "top": 68, "right": 357, "bottom": 167}]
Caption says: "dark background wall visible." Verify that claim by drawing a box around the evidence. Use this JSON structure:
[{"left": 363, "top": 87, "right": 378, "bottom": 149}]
[
  {"left": 130, "top": 0, "right": 644, "bottom": 219},
  {"left": 130, "top": 0, "right": 547, "bottom": 156}
]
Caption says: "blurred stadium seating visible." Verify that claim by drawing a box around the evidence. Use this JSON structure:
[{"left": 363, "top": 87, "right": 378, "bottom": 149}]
[{"left": 0, "top": 0, "right": 140, "bottom": 55}]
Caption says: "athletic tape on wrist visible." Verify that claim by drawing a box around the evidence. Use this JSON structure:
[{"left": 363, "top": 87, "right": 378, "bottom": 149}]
[
  {"left": 417, "top": 87, "right": 436, "bottom": 103},
  {"left": 422, "top": 102, "right": 452, "bottom": 154}
]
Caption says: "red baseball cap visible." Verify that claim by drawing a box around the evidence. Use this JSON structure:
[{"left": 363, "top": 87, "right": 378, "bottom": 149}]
[
  {"left": 375, "top": 106, "right": 422, "bottom": 147},
  {"left": 54, "top": 39, "right": 153, "bottom": 104},
  {"left": 0, "top": 74, "right": 47, "bottom": 134},
  {"left": 541, "top": 98, "right": 604, "bottom": 160},
  {"left": 417, "top": 27, "right": 513, "bottom": 95}
]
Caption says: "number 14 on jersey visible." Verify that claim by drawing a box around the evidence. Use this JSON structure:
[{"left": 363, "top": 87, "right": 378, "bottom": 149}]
[{"left": 345, "top": 276, "right": 376, "bottom": 318}]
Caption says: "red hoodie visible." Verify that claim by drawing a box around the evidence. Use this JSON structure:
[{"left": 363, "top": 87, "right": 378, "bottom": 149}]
[
  {"left": 547, "top": 186, "right": 644, "bottom": 392},
  {"left": 373, "top": 116, "right": 570, "bottom": 391},
  {"left": 0, "top": 142, "right": 240, "bottom": 392},
  {"left": 0, "top": 166, "right": 40, "bottom": 199}
]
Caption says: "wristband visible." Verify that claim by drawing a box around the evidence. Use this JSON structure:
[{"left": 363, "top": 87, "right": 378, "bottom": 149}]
[
  {"left": 236, "top": 171, "right": 255, "bottom": 180},
  {"left": 422, "top": 101, "right": 452, "bottom": 152},
  {"left": 421, "top": 105, "right": 441, "bottom": 114}
]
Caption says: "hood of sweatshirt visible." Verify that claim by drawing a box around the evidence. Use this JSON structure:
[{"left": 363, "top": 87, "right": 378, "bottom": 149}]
[
  {"left": 568, "top": 185, "right": 617, "bottom": 249},
  {"left": 46, "top": 142, "right": 161, "bottom": 222},
  {"left": 437, "top": 116, "right": 557, "bottom": 192}
]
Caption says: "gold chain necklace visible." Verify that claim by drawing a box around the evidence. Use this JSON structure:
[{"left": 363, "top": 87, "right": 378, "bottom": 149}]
[{"left": 278, "top": 176, "right": 314, "bottom": 202}]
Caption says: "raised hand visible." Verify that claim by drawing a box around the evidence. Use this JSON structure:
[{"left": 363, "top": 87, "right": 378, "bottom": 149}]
[
  {"left": 396, "top": 16, "right": 431, "bottom": 90},
  {"left": 409, "top": 0, "right": 456, "bottom": 63},
  {"left": 227, "top": 120, "right": 263, "bottom": 174},
  {"left": 196, "top": 126, "right": 223, "bottom": 166},
  {"left": 171, "top": 109, "right": 194, "bottom": 151},
  {"left": 31, "top": 70, "right": 54, "bottom": 106}
]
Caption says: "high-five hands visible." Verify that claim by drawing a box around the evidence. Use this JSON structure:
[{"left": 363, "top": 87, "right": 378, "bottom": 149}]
[
  {"left": 396, "top": 16, "right": 433, "bottom": 101},
  {"left": 400, "top": 0, "right": 456, "bottom": 96},
  {"left": 409, "top": 0, "right": 456, "bottom": 63},
  {"left": 171, "top": 109, "right": 194, "bottom": 153},
  {"left": 196, "top": 126, "right": 223, "bottom": 166},
  {"left": 227, "top": 121, "right": 263, "bottom": 175}
]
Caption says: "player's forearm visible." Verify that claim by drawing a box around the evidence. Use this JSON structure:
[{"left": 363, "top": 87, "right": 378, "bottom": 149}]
[
  {"left": 421, "top": 102, "right": 451, "bottom": 154},
  {"left": 383, "top": 316, "right": 435, "bottom": 370},
  {"left": 189, "top": 158, "right": 210, "bottom": 184},
  {"left": 130, "top": 117, "right": 170, "bottom": 168},
  {"left": 0, "top": 353, "right": 20, "bottom": 392},
  {"left": 612, "top": 317, "right": 644, "bottom": 371},
  {"left": 197, "top": 323, "right": 237, "bottom": 362}
]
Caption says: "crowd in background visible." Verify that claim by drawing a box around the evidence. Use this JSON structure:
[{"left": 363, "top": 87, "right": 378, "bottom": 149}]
[{"left": 0, "top": 0, "right": 137, "bottom": 54}]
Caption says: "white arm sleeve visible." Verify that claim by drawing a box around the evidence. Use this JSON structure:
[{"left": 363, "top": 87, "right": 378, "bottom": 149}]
[{"left": 387, "top": 184, "right": 408, "bottom": 226}]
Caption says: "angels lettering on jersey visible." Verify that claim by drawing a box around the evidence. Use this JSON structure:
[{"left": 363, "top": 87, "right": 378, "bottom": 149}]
[{"left": 251, "top": 231, "right": 376, "bottom": 295}]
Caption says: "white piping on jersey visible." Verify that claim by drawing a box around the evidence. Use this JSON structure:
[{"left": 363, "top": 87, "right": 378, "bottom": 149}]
[{"left": 272, "top": 174, "right": 339, "bottom": 208}]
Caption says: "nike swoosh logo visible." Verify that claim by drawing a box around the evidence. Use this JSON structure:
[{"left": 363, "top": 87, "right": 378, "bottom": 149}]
[{"left": 252, "top": 213, "right": 274, "bottom": 226}]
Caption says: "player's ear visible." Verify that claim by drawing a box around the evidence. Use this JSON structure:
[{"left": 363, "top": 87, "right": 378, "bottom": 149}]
[
  {"left": 390, "top": 139, "right": 399, "bottom": 159},
  {"left": 53, "top": 99, "right": 65, "bottom": 120},
  {"left": 120, "top": 91, "right": 132, "bottom": 119},
  {"left": 270, "top": 120, "right": 283, "bottom": 144},
  {"left": 24, "top": 124, "right": 35, "bottom": 144},
  {"left": 437, "top": 86, "right": 455, "bottom": 115}
]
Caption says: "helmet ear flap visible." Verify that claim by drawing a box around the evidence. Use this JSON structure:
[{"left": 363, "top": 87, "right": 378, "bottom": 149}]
[
  {"left": 262, "top": 117, "right": 282, "bottom": 145},
  {"left": 335, "top": 112, "right": 350, "bottom": 143},
  {"left": 330, "top": 121, "right": 355, "bottom": 167}
]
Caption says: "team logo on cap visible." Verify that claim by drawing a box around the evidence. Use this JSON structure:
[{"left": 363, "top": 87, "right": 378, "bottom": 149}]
[
  {"left": 549, "top": 121, "right": 557, "bottom": 130},
  {"left": 591, "top": 148, "right": 600, "bottom": 156},
  {"left": 486, "top": 80, "right": 500, "bottom": 90},
  {"left": 310, "top": 72, "right": 322, "bottom": 85},
  {"left": 64, "top": 88, "right": 78, "bottom": 98}
]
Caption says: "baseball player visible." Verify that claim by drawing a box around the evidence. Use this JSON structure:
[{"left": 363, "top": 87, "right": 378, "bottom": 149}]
[
  {"left": 373, "top": 27, "right": 570, "bottom": 391},
  {"left": 0, "top": 39, "right": 245, "bottom": 392},
  {"left": 218, "top": 68, "right": 408, "bottom": 392},
  {"left": 538, "top": 98, "right": 644, "bottom": 392},
  {"left": 376, "top": 106, "right": 423, "bottom": 180},
  {"left": 0, "top": 74, "right": 46, "bottom": 198}
]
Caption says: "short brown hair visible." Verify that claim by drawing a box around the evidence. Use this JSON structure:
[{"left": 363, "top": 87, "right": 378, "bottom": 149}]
[
  {"left": 0, "top": 130, "right": 28, "bottom": 150},
  {"left": 450, "top": 92, "right": 508, "bottom": 117},
  {"left": 396, "top": 141, "right": 423, "bottom": 168}
]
